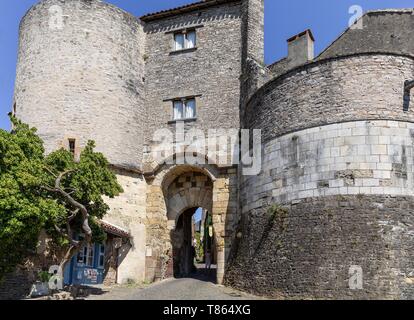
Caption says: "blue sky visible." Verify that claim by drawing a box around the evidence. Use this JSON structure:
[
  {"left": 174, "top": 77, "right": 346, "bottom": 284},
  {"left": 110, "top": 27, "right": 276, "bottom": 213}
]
[
  {"left": 0, "top": 0, "right": 413, "bottom": 130},
  {"left": 194, "top": 208, "right": 202, "bottom": 222}
]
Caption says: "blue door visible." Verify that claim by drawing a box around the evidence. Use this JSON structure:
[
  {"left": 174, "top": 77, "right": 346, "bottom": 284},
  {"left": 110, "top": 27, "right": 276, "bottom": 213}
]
[{"left": 64, "top": 243, "right": 105, "bottom": 285}]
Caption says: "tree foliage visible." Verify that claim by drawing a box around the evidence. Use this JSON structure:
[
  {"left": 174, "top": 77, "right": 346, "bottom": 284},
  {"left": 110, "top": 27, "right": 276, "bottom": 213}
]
[{"left": 0, "top": 115, "right": 123, "bottom": 280}]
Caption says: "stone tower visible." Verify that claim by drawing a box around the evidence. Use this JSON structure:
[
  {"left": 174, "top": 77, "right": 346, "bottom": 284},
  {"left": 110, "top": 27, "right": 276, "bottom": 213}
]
[{"left": 14, "top": 0, "right": 146, "bottom": 170}]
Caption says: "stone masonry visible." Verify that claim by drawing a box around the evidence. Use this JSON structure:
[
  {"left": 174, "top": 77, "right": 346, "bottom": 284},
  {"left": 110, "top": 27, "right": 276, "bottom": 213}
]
[
  {"left": 226, "top": 9, "right": 414, "bottom": 299},
  {"left": 11, "top": 0, "right": 414, "bottom": 299}
]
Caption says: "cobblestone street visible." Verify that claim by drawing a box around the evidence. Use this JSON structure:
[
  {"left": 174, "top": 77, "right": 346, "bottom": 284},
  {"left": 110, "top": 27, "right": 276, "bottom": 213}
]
[{"left": 87, "top": 269, "right": 266, "bottom": 301}]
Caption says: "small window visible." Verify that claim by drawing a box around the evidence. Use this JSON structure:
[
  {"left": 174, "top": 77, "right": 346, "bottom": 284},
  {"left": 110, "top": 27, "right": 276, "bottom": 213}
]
[
  {"left": 185, "top": 99, "right": 196, "bottom": 118},
  {"left": 173, "top": 101, "right": 184, "bottom": 119},
  {"left": 174, "top": 33, "right": 185, "bottom": 51},
  {"left": 77, "top": 243, "right": 94, "bottom": 267},
  {"left": 174, "top": 30, "right": 196, "bottom": 51},
  {"left": 68, "top": 139, "right": 76, "bottom": 156},
  {"left": 186, "top": 31, "right": 196, "bottom": 48},
  {"left": 173, "top": 98, "right": 196, "bottom": 120},
  {"left": 98, "top": 245, "right": 105, "bottom": 268},
  {"left": 13, "top": 103, "right": 16, "bottom": 115},
  {"left": 86, "top": 245, "right": 94, "bottom": 267}
]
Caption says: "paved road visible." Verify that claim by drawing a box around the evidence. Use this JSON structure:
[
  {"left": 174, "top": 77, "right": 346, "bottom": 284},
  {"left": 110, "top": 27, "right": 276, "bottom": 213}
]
[{"left": 88, "top": 277, "right": 265, "bottom": 301}]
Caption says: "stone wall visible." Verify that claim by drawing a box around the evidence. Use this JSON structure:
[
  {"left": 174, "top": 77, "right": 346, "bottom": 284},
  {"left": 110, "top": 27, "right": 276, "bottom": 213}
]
[
  {"left": 229, "top": 120, "right": 414, "bottom": 299},
  {"left": 226, "top": 195, "right": 414, "bottom": 300},
  {"left": 0, "top": 270, "right": 33, "bottom": 300},
  {"left": 166, "top": 171, "right": 214, "bottom": 223},
  {"left": 14, "top": 0, "right": 414, "bottom": 300},
  {"left": 241, "top": 0, "right": 264, "bottom": 65},
  {"left": 0, "top": 231, "right": 66, "bottom": 299},
  {"left": 242, "top": 120, "right": 414, "bottom": 208},
  {"left": 143, "top": 2, "right": 243, "bottom": 147},
  {"left": 318, "top": 10, "right": 414, "bottom": 60},
  {"left": 228, "top": 51, "right": 414, "bottom": 299},
  {"left": 103, "top": 169, "right": 147, "bottom": 284},
  {"left": 245, "top": 54, "right": 414, "bottom": 143},
  {"left": 14, "top": 0, "right": 146, "bottom": 170},
  {"left": 212, "top": 168, "right": 239, "bottom": 284}
]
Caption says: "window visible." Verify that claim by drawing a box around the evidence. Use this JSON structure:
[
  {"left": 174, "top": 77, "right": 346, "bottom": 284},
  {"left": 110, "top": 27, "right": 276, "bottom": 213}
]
[
  {"left": 77, "top": 243, "right": 94, "bottom": 267},
  {"left": 174, "top": 30, "right": 196, "bottom": 51},
  {"left": 68, "top": 139, "right": 76, "bottom": 156},
  {"left": 98, "top": 245, "right": 105, "bottom": 268},
  {"left": 87, "top": 245, "right": 94, "bottom": 267},
  {"left": 173, "top": 98, "right": 196, "bottom": 120},
  {"left": 186, "top": 31, "right": 196, "bottom": 48},
  {"left": 174, "top": 33, "right": 185, "bottom": 51}
]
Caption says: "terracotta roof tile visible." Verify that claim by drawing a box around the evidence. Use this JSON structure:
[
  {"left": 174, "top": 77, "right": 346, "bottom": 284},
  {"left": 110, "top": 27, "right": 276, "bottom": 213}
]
[
  {"left": 99, "top": 220, "right": 131, "bottom": 239},
  {"left": 140, "top": 0, "right": 241, "bottom": 22}
]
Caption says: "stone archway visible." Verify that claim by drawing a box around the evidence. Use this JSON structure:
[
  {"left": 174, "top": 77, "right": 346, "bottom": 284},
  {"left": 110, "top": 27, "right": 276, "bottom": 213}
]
[
  {"left": 166, "top": 171, "right": 213, "bottom": 226},
  {"left": 165, "top": 171, "right": 214, "bottom": 279},
  {"left": 144, "top": 162, "right": 238, "bottom": 284},
  {"left": 171, "top": 207, "right": 214, "bottom": 279}
]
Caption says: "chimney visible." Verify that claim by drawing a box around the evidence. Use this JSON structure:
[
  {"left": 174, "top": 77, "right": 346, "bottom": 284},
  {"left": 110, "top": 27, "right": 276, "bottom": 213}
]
[{"left": 287, "top": 29, "right": 315, "bottom": 69}]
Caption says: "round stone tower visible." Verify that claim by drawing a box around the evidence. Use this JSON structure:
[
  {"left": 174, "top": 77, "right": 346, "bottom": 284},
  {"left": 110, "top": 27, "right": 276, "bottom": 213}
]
[
  {"left": 14, "top": 0, "right": 145, "bottom": 170},
  {"left": 227, "top": 10, "right": 414, "bottom": 300}
]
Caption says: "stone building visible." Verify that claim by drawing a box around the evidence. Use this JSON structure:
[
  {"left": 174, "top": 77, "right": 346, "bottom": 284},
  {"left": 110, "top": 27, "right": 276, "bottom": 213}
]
[{"left": 11, "top": 0, "right": 414, "bottom": 299}]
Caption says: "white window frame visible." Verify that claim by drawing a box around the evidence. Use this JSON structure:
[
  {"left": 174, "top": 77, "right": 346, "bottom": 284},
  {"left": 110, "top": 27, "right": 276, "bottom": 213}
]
[
  {"left": 174, "top": 29, "right": 196, "bottom": 51},
  {"left": 98, "top": 244, "right": 105, "bottom": 269},
  {"left": 86, "top": 244, "right": 94, "bottom": 267},
  {"left": 173, "top": 98, "right": 196, "bottom": 121},
  {"left": 77, "top": 242, "right": 94, "bottom": 267}
]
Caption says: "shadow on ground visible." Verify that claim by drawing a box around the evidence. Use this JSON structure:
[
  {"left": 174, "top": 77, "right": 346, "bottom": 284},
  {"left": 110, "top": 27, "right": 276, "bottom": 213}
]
[{"left": 178, "top": 264, "right": 218, "bottom": 284}]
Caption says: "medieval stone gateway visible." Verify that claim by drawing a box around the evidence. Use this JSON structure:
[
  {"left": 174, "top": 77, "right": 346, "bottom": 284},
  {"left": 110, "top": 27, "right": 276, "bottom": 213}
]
[{"left": 9, "top": 0, "right": 414, "bottom": 299}]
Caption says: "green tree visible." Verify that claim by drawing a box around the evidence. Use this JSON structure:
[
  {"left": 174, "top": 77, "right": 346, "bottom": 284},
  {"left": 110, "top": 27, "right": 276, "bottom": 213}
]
[{"left": 0, "top": 115, "right": 123, "bottom": 280}]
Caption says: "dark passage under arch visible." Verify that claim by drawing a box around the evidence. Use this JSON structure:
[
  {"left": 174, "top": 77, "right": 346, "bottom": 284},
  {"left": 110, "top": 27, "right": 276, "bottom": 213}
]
[{"left": 172, "top": 207, "right": 217, "bottom": 283}]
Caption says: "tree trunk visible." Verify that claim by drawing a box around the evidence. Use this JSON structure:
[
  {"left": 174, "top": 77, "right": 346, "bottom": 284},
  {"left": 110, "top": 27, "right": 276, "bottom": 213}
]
[
  {"left": 59, "top": 242, "right": 84, "bottom": 275},
  {"left": 43, "top": 169, "right": 93, "bottom": 286}
]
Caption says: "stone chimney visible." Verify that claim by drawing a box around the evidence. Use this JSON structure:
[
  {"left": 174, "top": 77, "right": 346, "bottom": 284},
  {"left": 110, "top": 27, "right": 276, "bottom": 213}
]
[{"left": 287, "top": 29, "right": 315, "bottom": 69}]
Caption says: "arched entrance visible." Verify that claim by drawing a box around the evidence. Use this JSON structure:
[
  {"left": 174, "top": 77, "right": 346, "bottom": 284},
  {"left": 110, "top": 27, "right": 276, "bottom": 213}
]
[
  {"left": 144, "top": 160, "right": 238, "bottom": 285},
  {"left": 164, "top": 170, "right": 216, "bottom": 281},
  {"left": 172, "top": 207, "right": 216, "bottom": 280}
]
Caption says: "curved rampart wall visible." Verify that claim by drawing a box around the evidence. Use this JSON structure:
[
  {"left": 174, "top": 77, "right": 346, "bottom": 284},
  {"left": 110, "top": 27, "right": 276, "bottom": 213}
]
[{"left": 226, "top": 54, "right": 414, "bottom": 299}]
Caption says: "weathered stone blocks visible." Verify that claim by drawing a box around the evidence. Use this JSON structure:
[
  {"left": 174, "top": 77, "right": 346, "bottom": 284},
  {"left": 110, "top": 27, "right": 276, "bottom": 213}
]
[
  {"left": 242, "top": 120, "right": 414, "bottom": 208},
  {"left": 226, "top": 195, "right": 414, "bottom": 300},
  {"left": 245, "top": 55, "right": 414, "bottom": 144}
]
